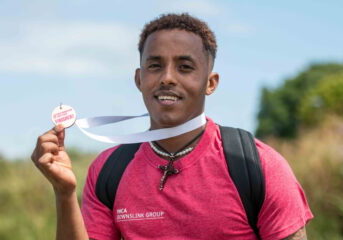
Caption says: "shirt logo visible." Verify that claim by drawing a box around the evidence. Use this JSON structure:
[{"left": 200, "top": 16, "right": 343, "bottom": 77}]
[{"left": 116, "top": 208, "right": 165, "bottom": 222}]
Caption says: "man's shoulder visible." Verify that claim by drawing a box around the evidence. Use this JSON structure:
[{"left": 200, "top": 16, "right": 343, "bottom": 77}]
[
  {"left": 254, "top": 138, "right": 277, "bottom": 155},
  {"left": 253, "top": 138, "right": 298, "bottom": 184},
  {"left": 254, "top": 138, "right": 285, "bottom": 163},
  {"left": 87, "top": 145, "right": 122, "bottom": 176},
  {"left": 215, "top": 124, "right": 281, "bottom": 160}
]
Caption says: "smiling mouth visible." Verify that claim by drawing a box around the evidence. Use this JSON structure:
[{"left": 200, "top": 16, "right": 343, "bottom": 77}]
[
  {"left": 155, "top": 95, "right": 181, "bottom": 105},
  {"left": 158, "top": 95, "right": 178, "bottom": 101}
]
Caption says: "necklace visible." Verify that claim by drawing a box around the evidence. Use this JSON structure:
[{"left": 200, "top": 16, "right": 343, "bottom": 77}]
[
  {"left": 149, "top": 129, "right": 205, "bottom": 190},
  {"left": 149, "top": 142, "right": 193, "bottom": 158}
]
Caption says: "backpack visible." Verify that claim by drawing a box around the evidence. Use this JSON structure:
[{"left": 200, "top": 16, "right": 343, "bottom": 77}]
[{"left": 95, "top": 126, "right": 265, "bottom": 238}]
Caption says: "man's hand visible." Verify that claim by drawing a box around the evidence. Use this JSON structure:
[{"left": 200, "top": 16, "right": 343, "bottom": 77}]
[{"left": 31, "top": 125, "right": 76, "bottom": 196}]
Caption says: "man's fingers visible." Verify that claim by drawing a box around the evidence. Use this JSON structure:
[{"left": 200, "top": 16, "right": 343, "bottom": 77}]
[
  {"left": 57, "top": 129, "right": 65, "bottom": 149},
  {"left": 54, "top": 124, "right": 65, "bottom": 133},
  {"left": 54, "top": 125, "right": 65, "bottom": 149},
  {"left": 33, "top": 133, "right": 59, "bottom": 163},
  {"left": 37, "top": 133, "right": 59, "bottom": 145},
  {"left": 36, "top": 152, "right": 53, "bottom": 167},
  {"left": 42, "top": 126, "right": 60, "bottom": 137},
  {"left": 41, "top": 142, "right": 59, "bottom": 155},
  {"left": 32, "top": 126, "right": 67, "bottom": 164}
]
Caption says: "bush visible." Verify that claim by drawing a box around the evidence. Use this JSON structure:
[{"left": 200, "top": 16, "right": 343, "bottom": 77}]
[
  {"left": 300, "top": 73, "right": 343, "bottom": 126},
  {"left": 267, "top": 115, "right": 343, "bottom": 239},
  {"left": 256, "top": 63, "right": 343, "bottom": 139}
]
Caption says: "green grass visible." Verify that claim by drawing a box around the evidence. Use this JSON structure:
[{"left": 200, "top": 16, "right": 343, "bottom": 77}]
[
  {"left": 0, "top": 151, "right": 95, "bottom": 240},
  {"left": 266, "top": 115, "right": 343, "bottom": 239}
]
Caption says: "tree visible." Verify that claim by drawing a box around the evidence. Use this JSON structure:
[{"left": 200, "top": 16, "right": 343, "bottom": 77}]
[
  {"left": 299, "top": 73, "right": 343, "bottom": 125},
  {"left": 255, "top": 63, "right": 343, "bottom": 138}
]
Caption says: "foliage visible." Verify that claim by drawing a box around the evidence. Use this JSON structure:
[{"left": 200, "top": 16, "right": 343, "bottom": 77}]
[
  {"left": 266, "top": 115, "right": 343, "bottom": 239},
  {"left": 0, "top": 152, "right": 95, "bottom": 240},
  {"left": 256, "top": 63, "right": 343, "bottom": 139},
  {"left": 299, "top": 73, "right": 343, "bottom": 126}
]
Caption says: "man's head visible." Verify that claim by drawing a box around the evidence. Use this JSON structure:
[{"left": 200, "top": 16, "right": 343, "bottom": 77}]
[{"left": 135, "top": 13, "right": 219, "bottom": 129}]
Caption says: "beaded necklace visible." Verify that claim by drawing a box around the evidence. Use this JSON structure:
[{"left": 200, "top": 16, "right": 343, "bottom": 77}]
[{"left": 149, "top": 129, "right": 205, "bottom": 190}]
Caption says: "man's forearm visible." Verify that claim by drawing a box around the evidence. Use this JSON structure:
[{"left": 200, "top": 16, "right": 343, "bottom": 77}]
[{"left": 55, "top": 191, "right": 89, "bottom": 240}]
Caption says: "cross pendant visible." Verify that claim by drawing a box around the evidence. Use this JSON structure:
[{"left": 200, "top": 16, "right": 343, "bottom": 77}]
[{"left": 158, "top": 158, "right": 179, "bottom": 190}]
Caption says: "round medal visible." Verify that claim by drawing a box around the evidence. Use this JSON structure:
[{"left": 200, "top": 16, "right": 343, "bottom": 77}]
[{"left": 51, "top": 104, "right": 77, "bottom": 128}]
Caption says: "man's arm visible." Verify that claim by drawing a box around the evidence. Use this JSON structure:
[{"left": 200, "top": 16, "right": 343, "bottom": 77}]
[
  {"left": 31, "top": 126, "right": 89, "bottom": 240},
  {"left": 282, "top": 227, "right": 307, "bottom": 240},
  {"left": 55, "top": 191, "right": 89, "bottom": 240}
]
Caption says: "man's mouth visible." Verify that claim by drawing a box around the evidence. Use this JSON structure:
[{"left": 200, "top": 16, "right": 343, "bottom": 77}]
[
  {"left": 154, "top": 92, "right": 182, "bottom": 106},
  {"left": 158, "top": 95, "right": 178, "bottom": 101}
]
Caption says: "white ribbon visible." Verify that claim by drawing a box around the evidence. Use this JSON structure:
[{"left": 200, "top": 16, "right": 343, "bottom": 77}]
[{"left": 75, "top": 113, "right": 206, "bottom": 144}]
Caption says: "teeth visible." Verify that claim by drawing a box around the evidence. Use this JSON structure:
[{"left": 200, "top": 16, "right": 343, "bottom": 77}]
[{"left": 158, "top": 96, "right": 178, "bottom": 101}]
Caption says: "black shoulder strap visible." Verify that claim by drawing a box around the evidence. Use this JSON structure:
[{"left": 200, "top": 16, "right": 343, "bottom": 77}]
[
  {"left": 95, "top": 143, "right": 141, "bottom": 210},
  {"left": 219, "top": 126, "right": 265, "bottom": 239}
]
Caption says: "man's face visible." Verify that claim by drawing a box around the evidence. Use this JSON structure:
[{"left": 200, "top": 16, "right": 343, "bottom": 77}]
[{"left": 135, "top": 29, "right": 218, "bottom": 129}]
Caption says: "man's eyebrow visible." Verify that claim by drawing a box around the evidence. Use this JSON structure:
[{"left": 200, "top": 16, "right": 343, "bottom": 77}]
[
  {"left": 178, "top": 55, "right": 195, "bottom": 62},
  {"left": 146, "top": 56, "right": 161, "bottom": 61},
  {"left": 145, "top": 55, "right": 196, "bottom": 63}
]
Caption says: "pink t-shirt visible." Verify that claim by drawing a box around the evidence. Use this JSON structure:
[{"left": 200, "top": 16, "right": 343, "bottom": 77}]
[{"left": 81, "top": 118, "right": 313, "bottom": 240}]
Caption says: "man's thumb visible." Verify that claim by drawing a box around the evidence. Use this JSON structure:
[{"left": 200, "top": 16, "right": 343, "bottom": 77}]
[{"left": 54, "top": 125, "right": 65, "bottom": 149}]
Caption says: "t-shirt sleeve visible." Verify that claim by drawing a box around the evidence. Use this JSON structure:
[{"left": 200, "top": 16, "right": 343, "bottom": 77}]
[
  {"left": 81, "top": 147, "right": 121, "bottom": 240},
  {"left": 255, "top": 140, "right": 314, "bottom": 240}
]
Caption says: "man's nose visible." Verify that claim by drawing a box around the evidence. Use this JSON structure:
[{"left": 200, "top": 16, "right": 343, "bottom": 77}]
[{"left": 160, "top": 65, "right": 177, "bottom": 85}]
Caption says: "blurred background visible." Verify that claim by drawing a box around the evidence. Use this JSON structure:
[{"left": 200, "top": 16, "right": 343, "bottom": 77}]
[{"left": 0, "top": 0, "right": 342, "bottom": 239}]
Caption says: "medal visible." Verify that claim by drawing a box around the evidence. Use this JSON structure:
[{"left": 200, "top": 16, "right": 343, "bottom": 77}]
[
  {"left": 51, "top": 103, "right": 206, "bottom": 144},
  {"left": 51, "top": 104, "right": 77, "bottom": 128}
]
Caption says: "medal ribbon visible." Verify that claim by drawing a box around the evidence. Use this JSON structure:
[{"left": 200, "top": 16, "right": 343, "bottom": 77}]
[{"left": 75, "top": 113, "right": 206, "bottom": 144}]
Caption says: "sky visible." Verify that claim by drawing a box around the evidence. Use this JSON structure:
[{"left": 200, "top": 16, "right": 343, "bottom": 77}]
[{"left": 0, "top": 0, "right": 342, "bottom": 159}]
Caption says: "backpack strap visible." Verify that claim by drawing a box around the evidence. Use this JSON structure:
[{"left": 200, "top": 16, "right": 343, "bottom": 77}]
[
  {"left": 95, "top": 143, "right": 141, "bottom": 210},
  {"left": 219, "top": 126, "right": 265, "bottom": 239}
]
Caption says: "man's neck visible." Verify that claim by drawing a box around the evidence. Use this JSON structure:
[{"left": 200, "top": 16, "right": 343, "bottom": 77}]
[{"left": 154, "top": 124, "right": 206, "bottom": 155}]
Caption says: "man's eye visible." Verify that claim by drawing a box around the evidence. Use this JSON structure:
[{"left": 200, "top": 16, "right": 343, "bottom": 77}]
[
  {"left": 148, "top": 64, "right": 161, "bottom": 69},
  {"left": 179, "top": 65, "right": 193, "bottom": 71}
]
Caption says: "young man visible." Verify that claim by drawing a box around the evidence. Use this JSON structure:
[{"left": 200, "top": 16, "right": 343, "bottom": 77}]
[{"left": 31, "top": 13, "right": 313, "bottom": 240}]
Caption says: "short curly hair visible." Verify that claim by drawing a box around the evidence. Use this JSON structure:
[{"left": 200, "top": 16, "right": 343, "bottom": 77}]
[{"left": 138, "top": 13, "right": 217, "bottom": 61}]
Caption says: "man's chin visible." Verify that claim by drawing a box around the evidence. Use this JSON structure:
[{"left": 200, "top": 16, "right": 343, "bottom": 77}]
[{"left": 150, "top": 113, "right": 187, "bottom": 129}]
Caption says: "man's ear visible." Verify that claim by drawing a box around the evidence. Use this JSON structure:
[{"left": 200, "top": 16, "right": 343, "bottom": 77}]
[
  {"left": 135, "top": 68, "right": 141, "bottom": 91},
  {"left": 206, "top": 72, "right": 219, "bottom": 95}
]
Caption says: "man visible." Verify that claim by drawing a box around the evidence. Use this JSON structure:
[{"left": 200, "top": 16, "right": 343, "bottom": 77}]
[{"left": 31, "top": 13, "right": 313, "bottom": 240}]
